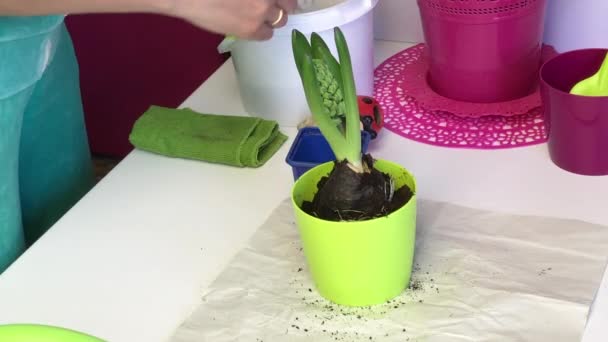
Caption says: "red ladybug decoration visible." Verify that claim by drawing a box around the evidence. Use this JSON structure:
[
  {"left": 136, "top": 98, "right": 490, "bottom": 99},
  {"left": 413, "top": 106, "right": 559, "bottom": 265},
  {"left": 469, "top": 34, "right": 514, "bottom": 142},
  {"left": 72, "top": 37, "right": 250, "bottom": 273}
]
[{"left": 358, "top": 96, "right": 384, "bottom": 139}]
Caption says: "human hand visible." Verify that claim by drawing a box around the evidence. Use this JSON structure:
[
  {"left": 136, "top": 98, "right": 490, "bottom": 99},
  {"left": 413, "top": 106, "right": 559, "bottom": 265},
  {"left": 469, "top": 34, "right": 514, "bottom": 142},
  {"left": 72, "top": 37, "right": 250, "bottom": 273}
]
[{"left": 170, "top": 0, "right": 298, "bottom": 40}]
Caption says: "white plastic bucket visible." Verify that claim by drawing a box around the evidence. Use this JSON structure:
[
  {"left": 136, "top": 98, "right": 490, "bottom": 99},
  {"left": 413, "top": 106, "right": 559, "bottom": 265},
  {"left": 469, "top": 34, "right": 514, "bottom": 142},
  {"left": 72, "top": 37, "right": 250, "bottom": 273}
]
[
  {"left": 229, "top": 0, "right": 379, "bottom": 126},
  {"left": 543, "top": 0, "right": 608, "bottom": 53}
]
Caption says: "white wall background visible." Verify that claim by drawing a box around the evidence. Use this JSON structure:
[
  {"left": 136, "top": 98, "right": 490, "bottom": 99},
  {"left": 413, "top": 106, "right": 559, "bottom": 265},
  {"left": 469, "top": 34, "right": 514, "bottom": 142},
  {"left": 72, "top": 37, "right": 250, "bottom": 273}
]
[
  {"left": 374, "top": 0, "right": 423, "bottom": 43},
  {"left": 542, "top": 0, "right": 608, "bottom": 52},
  {"left": 372, "top": 0, "right": 608, "bottom": 51}
]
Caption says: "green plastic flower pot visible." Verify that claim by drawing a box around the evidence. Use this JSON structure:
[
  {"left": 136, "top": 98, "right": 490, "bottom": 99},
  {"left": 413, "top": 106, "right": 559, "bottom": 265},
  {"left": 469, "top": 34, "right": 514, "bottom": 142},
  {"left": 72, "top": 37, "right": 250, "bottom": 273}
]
[
  {"left": 291, "top": 159, "right": 417, "bottom": 307},
  {"left": 0, "top": 324, "right": 104, "bottom": 341}
]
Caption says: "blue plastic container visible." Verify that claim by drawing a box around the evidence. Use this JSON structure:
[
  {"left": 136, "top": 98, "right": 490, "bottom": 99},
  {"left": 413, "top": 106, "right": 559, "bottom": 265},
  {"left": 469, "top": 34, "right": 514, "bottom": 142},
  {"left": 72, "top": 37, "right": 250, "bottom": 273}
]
[{"left": 286, "top": 127, "right": 371, "bottom": 181}]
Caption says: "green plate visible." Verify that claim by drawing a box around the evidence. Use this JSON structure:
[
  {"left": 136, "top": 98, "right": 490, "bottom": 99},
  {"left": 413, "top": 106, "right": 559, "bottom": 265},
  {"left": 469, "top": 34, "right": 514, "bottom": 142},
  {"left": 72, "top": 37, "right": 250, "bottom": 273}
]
[{"left": 0, "top": 324, "right": 104, "bottom": 341}]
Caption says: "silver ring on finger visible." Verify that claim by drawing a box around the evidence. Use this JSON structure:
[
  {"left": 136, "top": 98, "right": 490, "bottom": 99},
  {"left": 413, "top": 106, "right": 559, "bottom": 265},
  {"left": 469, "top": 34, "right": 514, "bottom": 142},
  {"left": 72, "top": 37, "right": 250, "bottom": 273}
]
[{"left": 271, "top": 8, "right": 284, "bottom": 27}]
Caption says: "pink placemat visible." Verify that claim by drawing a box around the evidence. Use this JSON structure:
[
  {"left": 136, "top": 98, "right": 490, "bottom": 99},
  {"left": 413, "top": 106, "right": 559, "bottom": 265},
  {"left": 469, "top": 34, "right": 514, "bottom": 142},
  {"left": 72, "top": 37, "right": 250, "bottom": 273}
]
[
  {"left": 376, "top": 43, "right": 557, "bottom": 118},
  {"left": 374, "top": 44, "right": 550, "bottom": 149}
]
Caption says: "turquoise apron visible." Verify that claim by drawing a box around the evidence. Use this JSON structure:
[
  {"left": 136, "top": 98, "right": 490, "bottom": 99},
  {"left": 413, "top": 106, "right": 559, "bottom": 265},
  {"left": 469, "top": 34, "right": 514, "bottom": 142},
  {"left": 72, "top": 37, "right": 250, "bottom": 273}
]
[{"left": 0, "top": 16, "right": 94, "bottom": 272}]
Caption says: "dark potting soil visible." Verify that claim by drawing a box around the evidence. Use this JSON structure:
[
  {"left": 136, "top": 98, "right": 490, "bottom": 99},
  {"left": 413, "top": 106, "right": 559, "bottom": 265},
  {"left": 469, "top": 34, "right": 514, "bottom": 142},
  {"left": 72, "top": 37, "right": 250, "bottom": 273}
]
[
  {"left": 285, "top": 249, "right": 442, "bottom": 341},
  {"left": 301, "top": 154, "right": 413, "bottom": 221}
]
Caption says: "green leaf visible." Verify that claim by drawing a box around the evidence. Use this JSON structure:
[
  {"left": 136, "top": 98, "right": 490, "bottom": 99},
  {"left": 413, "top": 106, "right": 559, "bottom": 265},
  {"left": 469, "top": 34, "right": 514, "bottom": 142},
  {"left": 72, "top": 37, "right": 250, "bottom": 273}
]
[
  {"left": 291, "top": 29, "right": 349, "bottom": 161},
  {"left": 334, "top": 27, "right": 361, "bottom": 168},
  {"left": 291, "top": 29, "right": 311, "bottom": 77}
]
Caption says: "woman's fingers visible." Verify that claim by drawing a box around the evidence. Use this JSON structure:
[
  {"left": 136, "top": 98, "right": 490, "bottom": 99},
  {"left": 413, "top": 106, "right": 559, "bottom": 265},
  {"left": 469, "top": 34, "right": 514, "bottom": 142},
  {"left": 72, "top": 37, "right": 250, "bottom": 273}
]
[
  {"left": 262, "top": 0, "right": 297, "bottom": 28},
  {"left": 266, "top": 6, "right": 287, "bottom": 28},
  {"left": 171, "top": 0, "right": 299, "bottom": 41},
  {"left": 277, "top": 0, "right": 298, "bottom": 13},
  {"left": 249, "top": 25, "right": 274, "bottom": 40}
]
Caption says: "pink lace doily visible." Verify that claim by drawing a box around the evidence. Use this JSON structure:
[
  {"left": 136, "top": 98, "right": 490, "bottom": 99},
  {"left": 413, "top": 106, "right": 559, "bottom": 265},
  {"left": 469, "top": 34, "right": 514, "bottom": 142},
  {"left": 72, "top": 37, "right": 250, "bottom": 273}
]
[
  {"left": 375, "top": 87, "right": 548, "bottom": 150},
  {"left": 375, "top": 43, "right": 557, "bottom": 118}
]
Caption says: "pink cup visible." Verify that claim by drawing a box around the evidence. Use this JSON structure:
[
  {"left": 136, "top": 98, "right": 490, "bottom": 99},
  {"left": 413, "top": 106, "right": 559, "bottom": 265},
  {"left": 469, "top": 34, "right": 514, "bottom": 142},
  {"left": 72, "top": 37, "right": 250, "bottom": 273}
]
[
  {"left": 540, "top": 48, "right": 608, "bottom": 176},
  {"left": 417, "top": 0, "right": 547, "bottom": 103}
]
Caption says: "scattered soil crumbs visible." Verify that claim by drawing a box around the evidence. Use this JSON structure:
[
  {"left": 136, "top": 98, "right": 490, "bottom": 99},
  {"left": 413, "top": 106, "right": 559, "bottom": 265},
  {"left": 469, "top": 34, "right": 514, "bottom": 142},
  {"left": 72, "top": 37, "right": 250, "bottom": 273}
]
[
  {"left": 284, "top": 255, "right": 441, "bottom": 341},
  {"left": 538, "top": 267, "right": 553, "bottom": 276}
]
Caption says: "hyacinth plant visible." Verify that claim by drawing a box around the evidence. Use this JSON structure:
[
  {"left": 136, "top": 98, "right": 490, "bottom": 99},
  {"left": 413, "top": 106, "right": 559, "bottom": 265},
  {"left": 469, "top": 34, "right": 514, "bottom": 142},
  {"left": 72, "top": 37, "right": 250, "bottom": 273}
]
[
  {"left": 292, "top": 27, "right": 406, "bottom": 222},
  {"left": 292, "top": 27, "right": 362, "bottom": 171}
]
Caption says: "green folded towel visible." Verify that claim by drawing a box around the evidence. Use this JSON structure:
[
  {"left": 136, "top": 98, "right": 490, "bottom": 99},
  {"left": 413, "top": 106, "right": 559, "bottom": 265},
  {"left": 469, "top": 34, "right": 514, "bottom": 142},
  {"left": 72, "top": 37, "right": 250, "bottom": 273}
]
[{"left": 129, "top": 106, "right": 288, "bottom": 168}]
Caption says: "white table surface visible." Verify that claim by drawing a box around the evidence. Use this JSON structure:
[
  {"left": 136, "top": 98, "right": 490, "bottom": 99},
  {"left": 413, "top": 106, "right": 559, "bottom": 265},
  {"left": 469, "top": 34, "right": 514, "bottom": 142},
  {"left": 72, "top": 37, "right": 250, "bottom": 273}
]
[{"left": 0, "top": 40, "right": 607, "bottom": 342}]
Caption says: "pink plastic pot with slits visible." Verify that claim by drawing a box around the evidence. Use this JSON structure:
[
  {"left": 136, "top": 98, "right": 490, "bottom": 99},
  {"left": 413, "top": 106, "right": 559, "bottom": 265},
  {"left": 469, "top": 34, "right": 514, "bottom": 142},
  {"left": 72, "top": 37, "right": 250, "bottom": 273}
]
[{"left": 417, "top": 0, "right": 548, "bottom": 103}]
